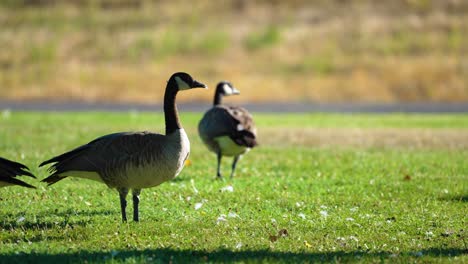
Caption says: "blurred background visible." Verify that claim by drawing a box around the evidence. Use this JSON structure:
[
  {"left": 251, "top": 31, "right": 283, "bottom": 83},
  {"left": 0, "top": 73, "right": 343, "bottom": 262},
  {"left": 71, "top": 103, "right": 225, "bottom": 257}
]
[{"left": 0, "top": 0, "right": 467, "bottom": 106}]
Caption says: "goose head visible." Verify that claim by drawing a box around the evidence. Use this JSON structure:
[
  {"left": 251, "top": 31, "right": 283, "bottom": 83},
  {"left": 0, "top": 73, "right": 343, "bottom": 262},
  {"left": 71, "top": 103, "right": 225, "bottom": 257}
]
[
  {"left": 216, "top": 81, "right": 240, "bottom": 97},
  {"left": 170, "top": 72, "right": 207, "bottom": 91}
]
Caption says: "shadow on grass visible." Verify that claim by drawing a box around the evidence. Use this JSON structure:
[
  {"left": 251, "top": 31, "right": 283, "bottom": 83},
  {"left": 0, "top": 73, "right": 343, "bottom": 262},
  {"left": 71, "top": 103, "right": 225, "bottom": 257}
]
[
  {"left": 0, "top": 208, "right": 117, "bottom": 231},
  {"left": 0, "top": 247, "right": 466, "bottom": 263},
  {"left": 0, "top": 218, "right": 92, "bottom": 231},
  {"left": 39, "top": 208, "right": 117, "bottom": 218},
  {"left": 439, "top": 195, "right": 468, "bottom": 203}
]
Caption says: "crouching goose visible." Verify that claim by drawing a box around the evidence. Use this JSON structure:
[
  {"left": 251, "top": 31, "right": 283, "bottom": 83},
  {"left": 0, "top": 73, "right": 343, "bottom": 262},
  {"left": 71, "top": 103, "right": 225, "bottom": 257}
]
[
  {"left": 198, "top": 81, "right": 257, "bottom": 179},
  {"left": 40, "top": 72, "right": 207, "bottom": 222},
  {"left": 0, "top": 156, "right": 36, "bottom": 188}
]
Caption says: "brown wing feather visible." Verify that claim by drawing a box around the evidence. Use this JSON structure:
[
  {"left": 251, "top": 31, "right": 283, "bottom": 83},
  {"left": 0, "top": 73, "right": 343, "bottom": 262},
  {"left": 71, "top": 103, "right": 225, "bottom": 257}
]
[
  {"left": 40, "top": 132, "right": 165, "bottom": 185},
  {"left": 199, "top": 105, "right": 258, "bottom": 149}
]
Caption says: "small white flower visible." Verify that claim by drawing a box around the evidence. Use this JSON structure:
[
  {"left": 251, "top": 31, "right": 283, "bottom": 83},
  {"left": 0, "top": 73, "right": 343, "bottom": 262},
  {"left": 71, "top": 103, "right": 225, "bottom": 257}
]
[
  {"left": 221, "top": 185, "right": 234, "bottom": 192},
  {"left": 17, "top": 216, "right": 25, "bottom": 223},
  {"left": 235, "top": 242, "right": 242, "bottom": 249},
  {"left": 425, "top": 231, "right": 434, "bottom": 237},
  {"left": 369, "top": 179, "right": 375, "bottom": 185},
  {"left": 194, "top": 203, "right": 203, "bottom": 210},
  {"left": 84, "top": 201, "right": 91, "bottom": 206},
  {"left": 271, "top": 218, "right": 277, "bottom": 223},
  {"left": 295, "top": 202, "right": 303, "bottom": 207},
  {"left": 228, "top": 212, "right": 239, "bottom": 218},
  {"left": 320, "top": 210, "right": 328, "bottom": 217},
  {"left": 216, "top": 214, "right": 227, "bottom": 224},
  {"left": 349, "top": 236, "right": 359, "bottom": 242},
  {"left": 350, "top": 207, "right": 358, "bottom": 212},
  {"left": 346, "top": 217, "right": 355, "bottom": 221},
  {"left": 320, "top": 205, "right": 327, "bottom": 209},
  {"left": 443, "top": 189, "right": 449, "bottom": 194},
  {"left": 162, "top": 208, "right": 168, "bottom": 212},
  {"left": 298, "top": 213, "right": 306, "bottom": 219}
]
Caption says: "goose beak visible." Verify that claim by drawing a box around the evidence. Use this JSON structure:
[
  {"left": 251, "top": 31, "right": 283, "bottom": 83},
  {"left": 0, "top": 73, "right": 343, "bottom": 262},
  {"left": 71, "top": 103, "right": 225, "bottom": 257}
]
[
  {"left": 232, "top": 87, "right": 240, "bottom": 95},
  {"left": 191, "top": 80, "right": 208, "bottom": 89}
]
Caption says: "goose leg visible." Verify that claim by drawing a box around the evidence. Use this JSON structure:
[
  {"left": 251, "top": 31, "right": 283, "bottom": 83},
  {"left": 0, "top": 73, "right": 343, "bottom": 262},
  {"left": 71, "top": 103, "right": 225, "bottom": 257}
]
[
  {"left": 230, "top": 155, "right": 240, "bottom": 178},
  {"left": 118, "top": 187, "right": 129, "bottom": 222},
  {"left": 217, "top": 151, "right": 223, "bottom": 179},
  {"left": 132, "top": 189, "right": 141, "bottom": 222}
]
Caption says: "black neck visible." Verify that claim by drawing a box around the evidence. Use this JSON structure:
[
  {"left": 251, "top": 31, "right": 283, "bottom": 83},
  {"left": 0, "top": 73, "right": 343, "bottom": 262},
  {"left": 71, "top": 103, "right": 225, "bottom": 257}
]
[
  {"left": 213, "top": 89, "right": 223, "bottom": 106},
  {"left": 164, "top": 79, "right": 181, "bottom": 135}
]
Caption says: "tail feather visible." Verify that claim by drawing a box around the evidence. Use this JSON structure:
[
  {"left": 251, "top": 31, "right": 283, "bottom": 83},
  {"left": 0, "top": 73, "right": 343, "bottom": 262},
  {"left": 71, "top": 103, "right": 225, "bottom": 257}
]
[
  {"left": 39, "top": 145, "right": 89, "bottom": 168},
  {"left": 41, "top": 175, "right": 66, "bottom": 186},
  {"left": 231, "top": 130, "right": 258, "bottom": 148},
  {"left": 40, "top": 144, "right": 91, "bottom": 185},
  {"left": 0, "top": 157, "right": 36, "bottom": 178},
  {"left": 0, "top": 177, "right": 36, "bottom": 189}
]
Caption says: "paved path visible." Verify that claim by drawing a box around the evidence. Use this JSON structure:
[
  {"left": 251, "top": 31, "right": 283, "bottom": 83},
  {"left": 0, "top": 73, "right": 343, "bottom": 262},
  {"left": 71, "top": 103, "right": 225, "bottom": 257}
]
[{"left": 0, "top": 101, "right": 467, "bottom": 113}]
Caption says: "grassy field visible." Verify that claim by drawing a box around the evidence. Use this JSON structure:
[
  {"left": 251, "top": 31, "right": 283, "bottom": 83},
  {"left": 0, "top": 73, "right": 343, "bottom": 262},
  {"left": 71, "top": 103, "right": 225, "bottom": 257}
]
[
  {"left": 0, "top": 0, "right": 467, "bottom": 103},
  {"left": 0, "top": 111, "right": 467, "bottom": 263}
]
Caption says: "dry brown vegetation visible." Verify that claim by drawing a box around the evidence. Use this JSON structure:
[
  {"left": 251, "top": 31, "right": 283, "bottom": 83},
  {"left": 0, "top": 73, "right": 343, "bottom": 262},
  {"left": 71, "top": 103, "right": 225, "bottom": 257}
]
[{"left": 0, "top": 0, "right": 467, "bottom": 103}]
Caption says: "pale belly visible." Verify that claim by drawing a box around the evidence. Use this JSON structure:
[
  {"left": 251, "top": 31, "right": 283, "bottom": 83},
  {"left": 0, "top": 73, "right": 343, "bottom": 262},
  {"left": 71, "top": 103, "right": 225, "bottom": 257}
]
[
  {"left": 121, "top": 161, "right": 184, "bottom": 189},
  {"left": 65, "top": 160, "right": 187, "bottom": 189},
  {"left": 214, "top": 136, "right": 250, "bottom": 156}
]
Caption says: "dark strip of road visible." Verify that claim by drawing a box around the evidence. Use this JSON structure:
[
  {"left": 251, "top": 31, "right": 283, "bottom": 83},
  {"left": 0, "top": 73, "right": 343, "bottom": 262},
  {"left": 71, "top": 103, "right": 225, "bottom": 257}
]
[{"left": 0, "top": 101, "right": 467, "bottom": 113}]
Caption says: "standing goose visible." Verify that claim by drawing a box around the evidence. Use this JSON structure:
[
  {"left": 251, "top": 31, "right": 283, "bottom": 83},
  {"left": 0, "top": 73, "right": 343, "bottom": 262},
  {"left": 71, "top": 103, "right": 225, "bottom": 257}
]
[
  {"left": 198, "top": 81, "right": 257, "bottom": 179},
  {"left": 0, "top": 156, "right": 36, "bottom": 188},
  {"left": 40, "top": 72, "right": 207, "bottom": 222}
]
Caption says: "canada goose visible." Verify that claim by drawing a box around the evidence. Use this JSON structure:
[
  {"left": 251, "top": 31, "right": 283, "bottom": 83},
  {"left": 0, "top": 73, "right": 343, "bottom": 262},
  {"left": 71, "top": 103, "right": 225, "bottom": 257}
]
[
  {"left": 198, "top": 81, "right": 257, "bottom": 179},
  {"left": 40, "top": 72, "right": 207, "bottom": 222},
  {"left": 0, "top": 156, "right": 35, "bottom": 188}
]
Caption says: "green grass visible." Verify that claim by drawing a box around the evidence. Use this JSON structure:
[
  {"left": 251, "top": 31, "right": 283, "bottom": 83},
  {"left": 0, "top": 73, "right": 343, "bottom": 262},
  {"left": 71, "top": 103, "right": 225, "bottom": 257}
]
[
  {"left": 0, "top": 112, "right": 467, "bottom": 263},
  {"left": 244, "top": 25, "right": 282, "bottom": 51}
]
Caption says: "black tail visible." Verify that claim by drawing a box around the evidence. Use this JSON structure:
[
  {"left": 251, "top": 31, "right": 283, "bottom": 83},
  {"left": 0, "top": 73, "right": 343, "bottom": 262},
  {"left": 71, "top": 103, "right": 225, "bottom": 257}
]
[
  {"left": 39, "top": 144, "right": 91, "bottom": 185},
  {"left": 41, "top": 175, "right": 66, "bottom": 186},
  {"left": 0, "top": 157, "right": 36, "bottom": 178},
  {"left": 231, "top": 130, "right": 258, "bottom": 148},
  {"left": 0, "top": 176, "right": 36, "bottom": 188},
  {"left": 39, "top": 145, "right": 89, "bottom": 168}
]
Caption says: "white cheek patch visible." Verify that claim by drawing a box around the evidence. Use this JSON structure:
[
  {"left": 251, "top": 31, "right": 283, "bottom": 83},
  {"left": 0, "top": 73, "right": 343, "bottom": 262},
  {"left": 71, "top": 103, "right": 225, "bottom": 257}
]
[
  {"left": 175, "top": 76, "right": 191, "bottom": 90},
  {"left": 223, "top": 84, "right": 233, "bottom": 95}
]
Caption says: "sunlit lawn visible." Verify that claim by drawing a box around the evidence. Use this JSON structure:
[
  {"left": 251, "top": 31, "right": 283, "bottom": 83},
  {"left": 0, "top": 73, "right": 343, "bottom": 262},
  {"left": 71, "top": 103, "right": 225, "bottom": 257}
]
[{"left": 0, "top": 112, "right": 467, "bottom": 263}]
